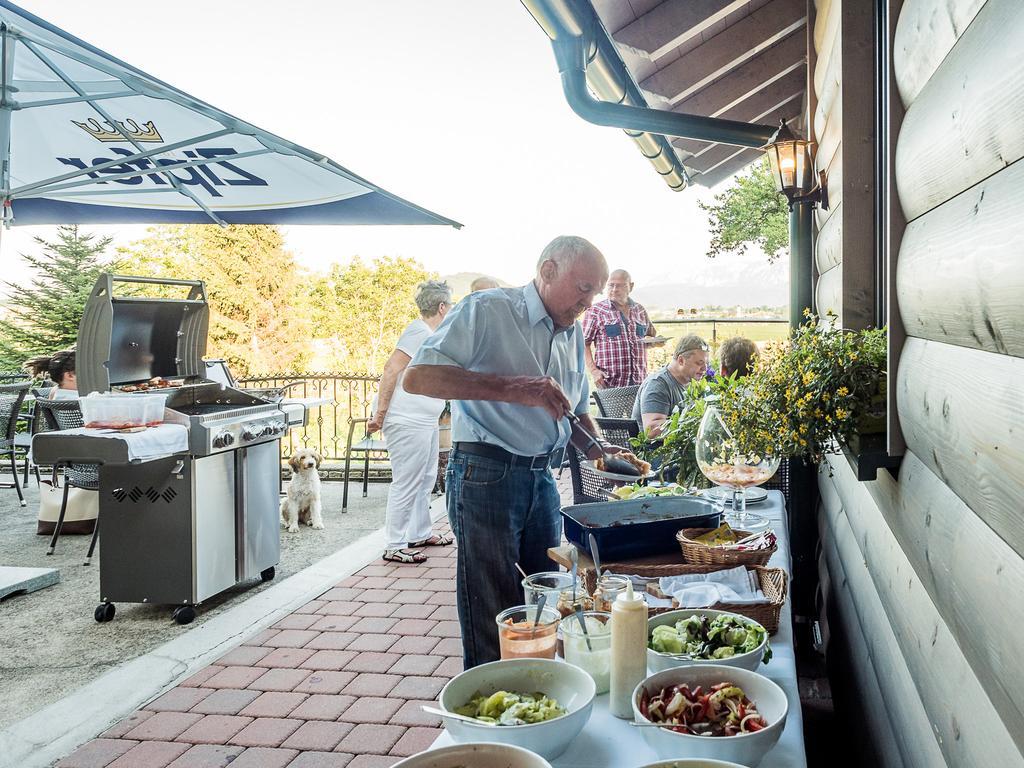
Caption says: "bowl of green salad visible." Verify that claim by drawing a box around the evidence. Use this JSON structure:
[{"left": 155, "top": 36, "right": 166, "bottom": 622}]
[
  {"left": 648, "top": 609, "right": 771, "bottom": 673},
  {"left": 438, "top": 657, "right": 595, "bottom": 759}
]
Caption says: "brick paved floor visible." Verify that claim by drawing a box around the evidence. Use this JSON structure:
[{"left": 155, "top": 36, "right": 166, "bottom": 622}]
[{"left": 58, "top": 523, "right": 461, "bottom": 768}]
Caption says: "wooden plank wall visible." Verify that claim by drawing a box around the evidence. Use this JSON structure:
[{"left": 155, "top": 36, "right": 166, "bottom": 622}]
[
  {"left": 811, "top": 0, "right": 874, "bottom": 330},
  {"left": 815, "top": 0, "right": 1024, "bottom": 765}
]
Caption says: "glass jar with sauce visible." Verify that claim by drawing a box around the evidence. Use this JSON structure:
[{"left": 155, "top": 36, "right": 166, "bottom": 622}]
[
  {"left": 555, "top": 589, "right": 594, "bottom": 618},
  {"left": 495, "top": 605, "right": 560, "bottom": 659},
  {"left": 593, "top": 574, "right": 631, "bottom": 612},
  {"left": 521, "top": 571, "right": 574, "bottom": 608},
  {"left": 561, "top": 610, "right": 612, "bottom": 693}
]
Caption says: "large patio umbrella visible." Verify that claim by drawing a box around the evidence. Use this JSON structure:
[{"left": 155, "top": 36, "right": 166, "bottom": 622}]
[{"left": 0, "top": 1, "right": 460, "bottom": 228}]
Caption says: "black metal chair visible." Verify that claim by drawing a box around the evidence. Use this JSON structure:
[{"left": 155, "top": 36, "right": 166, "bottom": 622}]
[
  {"left": 14, "top": 385, "right": 56, "bottom": 486},
  {"left": 0, "top": 381, "right": 30, "bottom": 506},
  {"left": 592, "top": 384, "right": 640, "bottom": 418},
  {"left": 566, "top": 417, "right": 640, "bottom": 505},
  {"left": 342, "top": 417, "right": 389, "bottom": 513},
  {"left": 595, "top": 416, "right": 640, "bottom": 447},
  {"left": 35, "top": 399, "right": 101, "bottom": 564}
]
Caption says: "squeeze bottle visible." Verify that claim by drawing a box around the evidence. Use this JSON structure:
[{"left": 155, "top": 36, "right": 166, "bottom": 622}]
[{"left": 609, "top": 580, "right": 648, "bottom": 718}]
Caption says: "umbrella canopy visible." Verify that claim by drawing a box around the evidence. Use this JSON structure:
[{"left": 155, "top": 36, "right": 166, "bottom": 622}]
[{"left": 0, "top": 1, "right": 460, "bottom": 228}]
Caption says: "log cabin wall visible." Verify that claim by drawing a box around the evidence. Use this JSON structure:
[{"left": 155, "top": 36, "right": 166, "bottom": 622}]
[{"left": 814, "top": 0, "right": 1024, "bottom": 765}]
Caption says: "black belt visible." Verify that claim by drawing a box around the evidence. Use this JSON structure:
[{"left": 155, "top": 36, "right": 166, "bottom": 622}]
[{"left": 453, "top": 441, "right": 556, "bottom": 470}]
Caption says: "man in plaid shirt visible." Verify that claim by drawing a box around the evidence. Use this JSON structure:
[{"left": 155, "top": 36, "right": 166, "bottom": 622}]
[{"left": 583, "top": 269, "right": 660, "bottom": 388}]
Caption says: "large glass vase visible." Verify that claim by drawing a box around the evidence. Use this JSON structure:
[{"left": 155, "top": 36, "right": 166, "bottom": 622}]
[{"left": 695, "top": 406, "right": 779, "bottom": 531}]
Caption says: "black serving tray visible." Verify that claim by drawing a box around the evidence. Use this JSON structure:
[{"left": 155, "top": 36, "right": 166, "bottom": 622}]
[{"left": 560, "top": 496, "right": 721, "bottom": 562}]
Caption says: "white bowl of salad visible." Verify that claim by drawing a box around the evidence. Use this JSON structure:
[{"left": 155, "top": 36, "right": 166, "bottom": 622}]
[
  {"left": 632, "top": 665, "right": 788, "bottom": 766},
  {"left": 392, "top": 742, "right": 553, "bottom": 767},
  {"left": 438, "top": 658, "right": 595, "bottom": 760},
  {"left": 648, "top": 609, "right": 770, "bottom": 672},
  {"left": 636, "top": 761, "right": 749, "bottom": 768}
]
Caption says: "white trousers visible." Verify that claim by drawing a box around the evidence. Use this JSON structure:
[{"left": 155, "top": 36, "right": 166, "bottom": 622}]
[{"left": 383, "top": 422, "right": 440, "bottom": 549}]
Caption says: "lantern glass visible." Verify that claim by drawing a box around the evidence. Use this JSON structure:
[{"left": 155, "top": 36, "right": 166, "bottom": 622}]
[{"left": 763, "top": 121, "right": 817, "bottom": 201}]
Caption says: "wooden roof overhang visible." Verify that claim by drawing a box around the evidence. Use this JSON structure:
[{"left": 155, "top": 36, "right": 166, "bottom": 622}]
[{"left": 523, "top": 0, "right": 809, "bottom": 189}]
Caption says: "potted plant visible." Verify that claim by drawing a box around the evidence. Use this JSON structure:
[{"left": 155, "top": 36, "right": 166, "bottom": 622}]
[{"left": 634, "top": 312, "right": 887, "bottom": 479}]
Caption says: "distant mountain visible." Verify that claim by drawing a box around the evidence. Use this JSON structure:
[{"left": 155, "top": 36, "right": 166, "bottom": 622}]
[
  {"left": 442, "top": 271, "right": 513, "bottom": 298},
  {"left": 632, "top": 258, "right": 789, "bottom": 313}
]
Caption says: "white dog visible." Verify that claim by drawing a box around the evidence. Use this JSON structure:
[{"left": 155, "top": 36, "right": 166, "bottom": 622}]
[{"left": 280, "top": 448, "right": 324, "bottom": 533}]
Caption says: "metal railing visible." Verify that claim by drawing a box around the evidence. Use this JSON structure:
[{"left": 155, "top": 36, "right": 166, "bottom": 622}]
[
  {"left": 237, "top": 372, "right": 380, "bottom": 462},
  {"left": 654, "top": 318, "right": 789, "bottom": 346}
]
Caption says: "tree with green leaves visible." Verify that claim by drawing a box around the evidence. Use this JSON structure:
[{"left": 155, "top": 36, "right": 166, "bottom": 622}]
[
  {"left": 118, "top": 224, "right": 312, "bottom": 376},
  {"left": 698, "top": 157, "right": 789, "bottom": 263},
  {"left": 309, "top": 256, "right": 436, "bottom": 373},
  {"left": 0, "top": 225, "right": 114, "bottom": 370}
]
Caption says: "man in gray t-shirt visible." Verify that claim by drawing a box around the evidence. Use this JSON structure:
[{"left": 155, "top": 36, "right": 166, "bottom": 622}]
[{"left": 633, "top": 334, "right": 709, "bottom": 437}]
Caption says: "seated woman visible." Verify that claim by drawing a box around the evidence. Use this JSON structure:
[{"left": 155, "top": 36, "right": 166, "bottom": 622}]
[
  {"left": 718, "top": 336, "right": 759, "bottom": 378},
  {"left": 25, "top": 349, "right": 78, "bottom": 399}
]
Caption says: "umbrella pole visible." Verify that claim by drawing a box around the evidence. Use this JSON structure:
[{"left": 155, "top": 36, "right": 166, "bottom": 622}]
[{"left": 1, "top": 23, "right": 13, "bottom": 239}]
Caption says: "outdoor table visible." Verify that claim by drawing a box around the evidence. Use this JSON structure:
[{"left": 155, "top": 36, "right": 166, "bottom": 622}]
[{"left": 429, "top": 490, "right": 807, "bottom": 768}]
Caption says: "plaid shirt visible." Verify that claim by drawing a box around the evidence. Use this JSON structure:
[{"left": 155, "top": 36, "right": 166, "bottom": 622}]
[{"left": 582, "top": 298, "right": 652, "bottom": 387}]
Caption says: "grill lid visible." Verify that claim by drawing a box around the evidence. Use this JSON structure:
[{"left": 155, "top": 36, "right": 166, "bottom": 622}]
[{"left": 77, "top": 274, "right": 210, "bottom": 393}]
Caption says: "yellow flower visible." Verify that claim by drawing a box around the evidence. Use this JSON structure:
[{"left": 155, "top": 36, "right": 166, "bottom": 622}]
[
  {"left": 835, "top": 408, "right": 849, "bottom": 420},
  {"left": 836, "top": 387, "right": 849, "bottom": 397}
]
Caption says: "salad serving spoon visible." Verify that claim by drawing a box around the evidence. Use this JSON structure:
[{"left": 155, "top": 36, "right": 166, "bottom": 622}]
[
  {"left": 533, "top": 593, "right": 547, "bottom": 627},
  {"left": 573, "top": 604, "right": 593, "bottom": 652},
  {"left": 570, "top": 547, "right": 578, "bottom": 602},
  {"left": 421, "top": 706, "right": 497, "bottom": 726}
]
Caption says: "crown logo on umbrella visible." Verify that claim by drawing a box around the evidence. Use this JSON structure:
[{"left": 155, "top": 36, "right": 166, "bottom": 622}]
[{"left": 72, "top": 118, "right": 164, "bottom": 143}]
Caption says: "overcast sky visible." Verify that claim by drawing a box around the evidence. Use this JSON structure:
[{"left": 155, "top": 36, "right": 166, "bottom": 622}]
[{"left": 2, "top": 0, "right": 788, "bottom": 297}]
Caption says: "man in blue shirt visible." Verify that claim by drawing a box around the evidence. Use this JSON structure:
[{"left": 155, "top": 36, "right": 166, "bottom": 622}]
[{"left": 405, "top": 235, "right": 612, "bottom": 667}]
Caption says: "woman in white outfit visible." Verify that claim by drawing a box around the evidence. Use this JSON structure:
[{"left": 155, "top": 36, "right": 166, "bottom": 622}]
[{"left": 367, "top": 280, "right": 453, "bottom": 564}]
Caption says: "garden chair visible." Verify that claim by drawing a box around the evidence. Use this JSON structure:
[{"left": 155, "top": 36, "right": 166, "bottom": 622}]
[
  {"left": 592, "top": 384, "right": 640, "bottom": 418},
  {"left": 35, "top": 399, "right": 101, "bottom": 564},
  {"left": 14, "top": 385, "right": 56, "bottom": 486},
  {"left": 566, "top": 416, "right": 640, "bottom": 505},
  {"left": 0, "top": 381, "right": 30, "bottom": 506},
  {"left": 342, "top": 417, "right": 389, "bottom": 513}
]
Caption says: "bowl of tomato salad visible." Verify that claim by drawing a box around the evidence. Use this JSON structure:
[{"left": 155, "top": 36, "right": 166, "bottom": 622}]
[{"left": 632, "top": 665, "right": 788, "bottom": 766}]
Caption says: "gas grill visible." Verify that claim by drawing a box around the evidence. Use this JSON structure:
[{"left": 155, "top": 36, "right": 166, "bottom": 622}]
[{"left": 33, "top": 274, "right": 284, "bottom": 625}]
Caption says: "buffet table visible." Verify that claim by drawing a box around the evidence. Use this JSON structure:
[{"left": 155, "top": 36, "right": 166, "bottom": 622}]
[{"left": 430, "top": 491, "right": 807, "bottom": 768}]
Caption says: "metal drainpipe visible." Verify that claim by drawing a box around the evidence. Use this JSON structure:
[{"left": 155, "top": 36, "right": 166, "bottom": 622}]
[
  {"left": 789, "top": 201, "right": 814, "bottom": 327},
  {"left": 552, "top": 37, "right": 777, "bottom": 149}
]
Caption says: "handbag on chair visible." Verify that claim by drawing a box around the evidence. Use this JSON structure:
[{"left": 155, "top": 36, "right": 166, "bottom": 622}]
[{"left": 36, "top": 479, "right": 98, "bottom": 535}]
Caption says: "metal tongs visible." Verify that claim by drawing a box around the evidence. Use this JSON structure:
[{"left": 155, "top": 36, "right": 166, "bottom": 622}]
[{"left": 565, "top": 412, "right": 641, "bottom": 477}]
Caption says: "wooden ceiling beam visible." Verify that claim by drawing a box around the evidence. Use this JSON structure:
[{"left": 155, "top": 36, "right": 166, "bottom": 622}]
[
  {"left": 665, "top": 31, "right": 806, "bottom": 120},
  {"left": 685, "top": 100, "right": 801, "bottom": 175},
  {"left": 672, "top": 69, "right": 805, "bottom": 155},
  {"left": 641, "top": 0, "right": 807, "bottom": 106},
  {"left": 690, "top": 147, "right": 766, "bottom": 187},
  {"left": 612, "top": 0, "right": 747, "bottom": 61}
]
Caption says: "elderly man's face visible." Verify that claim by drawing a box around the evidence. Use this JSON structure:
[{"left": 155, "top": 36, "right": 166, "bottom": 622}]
[
  {"left": 606, "top": 272, "right": 633, "bottom": 306},
  {"left": 677, "top": 350, "right": 709, "bottom": 383},
  {"left": 539, "top": 255, "right": 608, "bottom": 328}
]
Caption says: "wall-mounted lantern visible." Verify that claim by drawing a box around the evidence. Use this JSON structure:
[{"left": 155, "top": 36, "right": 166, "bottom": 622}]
[{"left": 762, "top": 120, "right": 829, "bottom": 210}]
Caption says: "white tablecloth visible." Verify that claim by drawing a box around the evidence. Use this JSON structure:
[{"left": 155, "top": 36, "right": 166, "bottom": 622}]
[
  {"left": 431, "top": 491, "right": 807, "bottom": 768},
  {"left": 38, "top": 424, "right": 189, "bottom": 462}
]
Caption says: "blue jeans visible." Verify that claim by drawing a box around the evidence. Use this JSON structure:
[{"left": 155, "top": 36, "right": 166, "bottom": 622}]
[{"left": 446, "top": 448, "right": 562, "bottom": 669}]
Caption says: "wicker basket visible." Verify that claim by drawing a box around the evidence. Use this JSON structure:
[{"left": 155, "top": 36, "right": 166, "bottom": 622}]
[
  {"left": 676, "top": 527, "right": 777, "bottom": 567},
  {"left": 580, "top": 562, "right": 787, "bottom": 633}
]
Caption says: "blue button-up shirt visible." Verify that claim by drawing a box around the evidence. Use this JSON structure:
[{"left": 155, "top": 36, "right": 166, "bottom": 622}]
[{"left": 410, "top": 282, "right": 590, "bottom": 456}]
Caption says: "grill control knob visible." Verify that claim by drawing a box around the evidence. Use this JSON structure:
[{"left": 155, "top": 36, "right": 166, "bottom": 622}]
[
  {"left": 242, "top": 425, "right": 260, "bottom": 441},
  {"left": 212, "top": 432, "right": 235, "bottom": 449}
]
